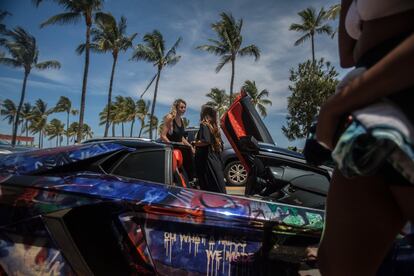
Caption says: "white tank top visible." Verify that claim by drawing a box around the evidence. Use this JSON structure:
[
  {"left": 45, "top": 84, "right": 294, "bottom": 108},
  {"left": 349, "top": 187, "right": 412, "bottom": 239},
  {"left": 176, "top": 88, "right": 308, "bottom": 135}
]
[{"left": 345, "top": 0, "right": 414, "bottom": 39}]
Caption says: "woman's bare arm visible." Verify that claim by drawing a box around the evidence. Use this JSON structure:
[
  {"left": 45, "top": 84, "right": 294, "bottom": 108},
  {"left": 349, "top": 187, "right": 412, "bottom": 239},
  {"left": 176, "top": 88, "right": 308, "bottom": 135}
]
[
  {"left": 330, "top": 33, "right": 414, "bottom": 115},
  {"left": 338, "top": 0, "right": 356, "bottom": 68},
  {"left": 317, "top": 33, "right": 414, "bottom": 149}
]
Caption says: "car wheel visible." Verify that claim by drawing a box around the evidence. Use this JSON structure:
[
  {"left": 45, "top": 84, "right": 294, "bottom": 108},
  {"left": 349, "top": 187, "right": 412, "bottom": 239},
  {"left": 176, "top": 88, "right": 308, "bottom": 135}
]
[{"left": 224, "top": 161, "right": 248, "bottom": 186}]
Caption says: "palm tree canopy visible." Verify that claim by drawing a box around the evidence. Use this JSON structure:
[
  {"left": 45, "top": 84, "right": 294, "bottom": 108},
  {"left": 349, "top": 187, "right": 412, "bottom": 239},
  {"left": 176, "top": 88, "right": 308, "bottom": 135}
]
[
  {"left": 0, "top": 27, "right": 61, "bottom": 73},
  {"left": 197, "top": 12, "right": 260, "bottom": 73},
  {"left": 77, "top": 12, "right": 137, "bottom": 56},
  {"left": 39, "top": 0, "right": 103, "bottom": 28},
  {"left": 1, "top": 99, "right": 17, "bottom": 125},
  {"left": 289, "top": 7, "right": 333, "bottom": 46},
  {"left": 54, "top": 96, "right": 72, "bottom": 113},
  {"left": 242, "top": 80, "right": 272, "bottom": 117},
  {"left": 206, "top": 88, "right": 229, "bottom": 117},
  {"left": 324, "top": 4, "right": 341, "bottom": 20},
  {"left": 46, "top": 118, "right": 65, "bottom": 140},
  {"left": 130, "top": 30, "right": 182, "bottom": 69},
  {"left": 29, "top": 99, "right": 53, "bottom": 134}
]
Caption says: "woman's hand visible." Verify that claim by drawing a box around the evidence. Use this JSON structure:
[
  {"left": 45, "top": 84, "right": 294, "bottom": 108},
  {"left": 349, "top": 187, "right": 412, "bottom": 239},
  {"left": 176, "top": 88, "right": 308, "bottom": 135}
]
[{"left": 316, "top": 96, "right": 343, "bottom": 150}]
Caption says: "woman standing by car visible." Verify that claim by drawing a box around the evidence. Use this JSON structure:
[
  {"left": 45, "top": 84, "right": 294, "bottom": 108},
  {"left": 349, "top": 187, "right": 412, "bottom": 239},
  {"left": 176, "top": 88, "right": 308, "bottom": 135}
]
[
  {"left": 316, "top": 0, "right": 414, "bottom": 275},
  {"left": 160, "top": 99, "right": 194, "bottom": 153},
  {"left": 193, "top": 105, "right": 226, "bottom": 194}
]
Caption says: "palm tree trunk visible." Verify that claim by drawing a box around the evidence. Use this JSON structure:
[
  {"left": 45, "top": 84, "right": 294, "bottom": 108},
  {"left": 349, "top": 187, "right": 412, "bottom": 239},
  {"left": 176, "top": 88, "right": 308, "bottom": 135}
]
[
  {"left": 56, "top": 136, "right": 58, "bottom": 147},
  {"left": 77, "top": 18, "right": 92, "bottom": 144},
  {"left": 38, "top": 132, "right": 41, "bottom": 148},
  {"left": 130, "top": 118, "right": 135, "bottom": 137},
  {"left": 121, "top": 122, "right": 124, "bottom": 137},
  {"left": 138, "top": 121, "right": 144, "bottom": 137},
  {"left": 311, "top": 33, "right": 315, "bottom": 63},
  {"left": 25, "top": 120, "right": 28, "bottom": 146},
  {"left": 230, "top": 57, "right": 235, "bottom": 102},
  {"left": 104, "top": 54, "right": 118, "bottom": 137},
  {"left": 12, "top": 70, "right": 29, "bottom": 146},
  {"left": 112, "top": 123, "right": 115, "bottom": 136},
  {"left": 149, "top": 69, "right": 161, "bottom": 139},
  {"left": 66, "top": 111, "right": 70, "bottom": 145}
]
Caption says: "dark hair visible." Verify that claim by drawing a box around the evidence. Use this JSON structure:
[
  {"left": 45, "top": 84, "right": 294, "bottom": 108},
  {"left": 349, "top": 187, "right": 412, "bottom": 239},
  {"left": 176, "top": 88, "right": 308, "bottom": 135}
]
[{"left": 200, "top": 104, "right": 222, "bottom": 152}]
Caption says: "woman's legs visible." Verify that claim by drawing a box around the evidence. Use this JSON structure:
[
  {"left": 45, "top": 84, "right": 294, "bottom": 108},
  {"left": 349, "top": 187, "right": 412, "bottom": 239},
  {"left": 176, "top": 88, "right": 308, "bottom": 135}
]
[{"left": 318, "top": 169, "right": 406, "bottom": 276}]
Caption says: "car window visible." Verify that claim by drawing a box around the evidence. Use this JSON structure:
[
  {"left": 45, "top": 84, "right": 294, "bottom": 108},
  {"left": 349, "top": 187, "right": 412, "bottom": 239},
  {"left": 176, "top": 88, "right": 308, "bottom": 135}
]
[{"left": 112, "top": 150, "right": 166, "bottom": 183}]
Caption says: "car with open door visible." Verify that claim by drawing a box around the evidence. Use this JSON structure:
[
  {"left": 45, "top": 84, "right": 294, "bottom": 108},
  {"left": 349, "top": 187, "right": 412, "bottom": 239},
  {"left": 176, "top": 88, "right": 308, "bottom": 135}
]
[
  {"left": 0, "top": 139, "right": 325, "bottom": 275},
  {"left": 221, "top": 91, "right": 332, "bottom": 210}
]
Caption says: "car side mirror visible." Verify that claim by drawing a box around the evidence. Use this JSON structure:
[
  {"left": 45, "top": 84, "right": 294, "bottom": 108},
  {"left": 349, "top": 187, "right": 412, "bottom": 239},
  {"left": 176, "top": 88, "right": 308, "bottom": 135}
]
[{"left": 239, "top": 135, "right": 259, "bottom": 153}]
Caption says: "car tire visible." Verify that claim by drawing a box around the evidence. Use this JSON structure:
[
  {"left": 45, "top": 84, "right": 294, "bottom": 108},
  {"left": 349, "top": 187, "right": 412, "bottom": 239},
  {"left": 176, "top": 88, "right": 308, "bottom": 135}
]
[{"left": 224, "top": 161, "right": 248, "bottom": 186}]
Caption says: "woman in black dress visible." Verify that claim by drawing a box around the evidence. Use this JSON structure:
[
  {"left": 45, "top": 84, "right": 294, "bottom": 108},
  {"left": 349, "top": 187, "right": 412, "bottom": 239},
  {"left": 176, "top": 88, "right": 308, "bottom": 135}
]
[
  {"left": 160, "top": 99, "right": 194, "bottom": 153},
  {"left": 193, "top": 105, "right": 226, "bottom": 194}
]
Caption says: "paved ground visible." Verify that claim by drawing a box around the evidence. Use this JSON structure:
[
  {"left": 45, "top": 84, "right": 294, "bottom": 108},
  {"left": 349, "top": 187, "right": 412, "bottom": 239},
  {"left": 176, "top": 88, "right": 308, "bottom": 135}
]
[{"left": 226, "top": 185, "right": 245, "bottom": 195}]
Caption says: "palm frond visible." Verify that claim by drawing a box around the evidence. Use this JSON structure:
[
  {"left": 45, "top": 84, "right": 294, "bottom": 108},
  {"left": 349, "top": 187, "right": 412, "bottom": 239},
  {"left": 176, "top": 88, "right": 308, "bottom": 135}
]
[
  {"left": 40, "top": 12, "right": 81, "bottom": 28},
  {"left": 238, "top": 44, "right": 260, "bottom": 61},
  {"left": 0, "top": 57, "right": 22, "bottom": 68},
  {"left": 215, "top": 54, "right": 231, "bottom": 73},
  {"left": 196, "top": 44, "right": 226, "bottom": 56},
  {"left": 35, "top": 60, "right": 61, "bottom": 70},
  {"left": 130, "top": 44, "right": 157, "bottom": 63},
  {"left": 294, "top": 33, "right": 311, "bottom": 46}
]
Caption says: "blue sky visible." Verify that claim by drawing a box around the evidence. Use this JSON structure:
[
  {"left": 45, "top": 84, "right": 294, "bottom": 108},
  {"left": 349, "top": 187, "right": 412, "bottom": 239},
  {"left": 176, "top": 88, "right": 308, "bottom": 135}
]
[{"left": 0, "top": 0, "right": 343, "bottom": 148}]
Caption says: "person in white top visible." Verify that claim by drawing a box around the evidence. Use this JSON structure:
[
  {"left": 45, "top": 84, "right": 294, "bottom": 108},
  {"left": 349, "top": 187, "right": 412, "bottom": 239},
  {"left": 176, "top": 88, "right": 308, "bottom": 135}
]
[{"left": 315, "top": 0, "right": 414, "bottom": 275}]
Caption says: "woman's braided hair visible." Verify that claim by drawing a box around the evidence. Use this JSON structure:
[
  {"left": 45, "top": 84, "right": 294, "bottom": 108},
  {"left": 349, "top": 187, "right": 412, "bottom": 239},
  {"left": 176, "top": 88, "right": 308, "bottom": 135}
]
[{"left": 200, "top": 104, "right": 223, "bottom": 152}]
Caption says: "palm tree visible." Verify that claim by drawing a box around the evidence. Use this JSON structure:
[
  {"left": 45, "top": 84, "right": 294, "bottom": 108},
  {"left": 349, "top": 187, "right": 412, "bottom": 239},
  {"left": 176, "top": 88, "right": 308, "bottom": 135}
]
[
  {"left": 1, "top": 99, "right": 18, "bottom": 131},
  {"left": 136, "top": 99, "right": 150, "bottom": 137},
  {"left": 79, "top": 13, "right": 137, "bottom": 137},
  {"left": 66, "top": 121, "right": 93, "bottom": 142},
  {"left": 99, "top": 103, "right": 116, "bottom": 136},
  {"left": 197, "top": 12, "right": 260, "bottom": 100},
  {"left": 29, "top": 99, "right": 53, "bottom": 148},
  {"left": 182, "top": 117, "right": 190, "bottom": 128},
  {"left": 0, "top": 27, "right": 60, "bottom": 146},
  {"left": 289, "top": 7, "right": 333, "bottom": 63},
  {"left": 121, "top": 97, "right": 137, "bottom": 137},
  {"left": 54, "top": 96, "right": 76, "bottom": 145},
  {"left": 241, "top": 80, "right": 272, "bottom": 117},
  {"left": 46, "top": 118, "right": 65, "bottom": 146},
  {"left": 82, "top": 123, "right": 93, "bottom": 140},
  {"left": 130, "top": 30, "right": 182, "bottom": 139},
  {"left": 39, "top": 0, "right": 103, "bottom": 143},
  {"left": 113, "top": 96, "right": 127, "bottom": 137},
  {"left": 142, "top": 115, "right": 158, "bottom": 139},
  {"left": 20, "top": 102, "right": 33, "bottom": 143},
  {"left": 206, "top": 87, "right": 230, "bottom": 118}
]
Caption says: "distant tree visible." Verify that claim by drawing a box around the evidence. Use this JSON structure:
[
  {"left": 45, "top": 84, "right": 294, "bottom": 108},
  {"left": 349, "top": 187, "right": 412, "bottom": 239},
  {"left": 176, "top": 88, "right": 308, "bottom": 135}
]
[
  {"left": 99, "top": 103, "right": 116, "bottom": 136},
  {"left": 29, "top": 99, "right": 54, "bottom": 148},
  {"left": 182, "top": 117, "right": 190, "bottom": 128},
  {"left": 20, "top": 102, "right": 33, "bottom": 142},
  {"left": 54, "top": 96, "right": 76, "bottom": 145},
  {"left": 131, "top": 30, "right": 181, "bottom": 139},
  {"left": 241, "top": 80, "right": 272, "bottom": 117},
  {"left": 136, "top": 99, "right": 150, "bottom": 137},
  {"left": 39, "top": 0, "right": 103, "bottom": 143},
  {"left": 0, "top": 27, "right": 60, "bottom": 146},
  {"left": 206, "top": 88, "right": 229, "bottom": 118},
  {"left": 1, "top": 99, "right": 18, "bottom": 130},
  {"left": 142, "top": 115, "right": 158, "bottom": 139},
  {"left": 197, "top": 12, "right": 260, "bottom": 100},
  {"left": 282, "top": 58, "right": 339, "bottom": 140},
  {"left": 67, "top": 121, "right": 93, "bottom": 142},
  {"left": 289, "top": 7, "right": 332, "bottom": 63},
  {"left": 81, "top": 13, "right": 137, "bottom": 137},
  {"left": 46, "top": 118, "right": 65, "bottom": 146},
  {"left": 121, "top": 96, "right": 137, "bottom": 137}
]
